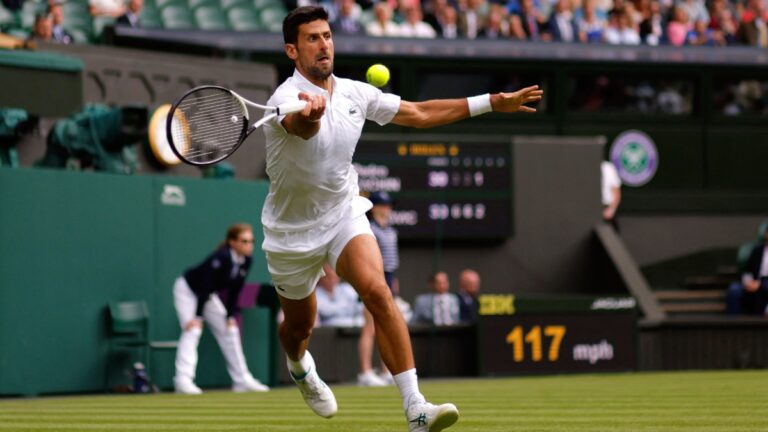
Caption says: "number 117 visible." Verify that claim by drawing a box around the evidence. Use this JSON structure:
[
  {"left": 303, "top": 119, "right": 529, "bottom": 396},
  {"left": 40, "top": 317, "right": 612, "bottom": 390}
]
[{"left": 506, "top": 325, "right": 566, "bottom": 362}]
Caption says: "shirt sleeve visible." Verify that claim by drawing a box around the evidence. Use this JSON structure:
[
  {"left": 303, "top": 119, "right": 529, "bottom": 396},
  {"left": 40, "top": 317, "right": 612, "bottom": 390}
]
[{"left": 359, "top": 82, "right": 401, "bottom": 126}]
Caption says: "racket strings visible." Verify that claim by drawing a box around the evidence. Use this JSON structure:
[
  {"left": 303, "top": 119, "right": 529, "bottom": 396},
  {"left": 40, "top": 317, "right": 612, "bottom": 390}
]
[{"left": 170, "top": 88, "right": 247, "bottom": 164}]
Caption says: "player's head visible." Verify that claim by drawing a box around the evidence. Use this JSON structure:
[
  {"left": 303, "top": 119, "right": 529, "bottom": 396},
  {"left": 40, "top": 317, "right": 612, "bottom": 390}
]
[
  {"left": 429, "top": 271, "right": 450, "bottom": 294},
  {"left": 283, "top": 6, "right": 334, "bottom": 83},
  {"left": 226, "top": 223, "right": 254, "bottom": 257}
]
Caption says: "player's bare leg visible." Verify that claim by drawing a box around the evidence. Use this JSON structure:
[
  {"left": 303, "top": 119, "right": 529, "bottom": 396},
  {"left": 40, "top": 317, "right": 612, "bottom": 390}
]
[
  {"left": 337, "top": 234, "right": 458, "bottom": 431},
  {"left": 358, "top": 308, "right": 388, "bottom": 386},
  {"left": 278, "top": 293, "right": 337, "bottom": 418}
]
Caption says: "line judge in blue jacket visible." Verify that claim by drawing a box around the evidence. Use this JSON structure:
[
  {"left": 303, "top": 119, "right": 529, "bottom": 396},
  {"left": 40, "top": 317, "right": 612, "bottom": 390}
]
[{"left": 172, "top": 223, "right": 269, "bottom": 394}]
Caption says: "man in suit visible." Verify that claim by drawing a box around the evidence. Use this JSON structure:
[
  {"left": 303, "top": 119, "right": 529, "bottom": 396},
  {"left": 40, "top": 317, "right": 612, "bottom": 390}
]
[
  {"left": 726, "top": 224, "right": 768, "bottom": 315},
  {"left": 412, "top": 271, "right": 460, "bottom": 325},
  {"left": 116, "top": 0, "right": 143, "bottom": 27},
  {"left": 457, "top": 269, "right": 480, "bottom": 323}
]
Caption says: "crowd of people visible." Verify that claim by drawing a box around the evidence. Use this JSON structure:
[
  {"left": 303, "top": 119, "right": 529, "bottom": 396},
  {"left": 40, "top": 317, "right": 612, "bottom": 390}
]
[
  {"left": 318, "top": 0, "right": 768, "bottom": 46},
  {"left": 4, "top": 0, "right": 768, "bottom": 47}
]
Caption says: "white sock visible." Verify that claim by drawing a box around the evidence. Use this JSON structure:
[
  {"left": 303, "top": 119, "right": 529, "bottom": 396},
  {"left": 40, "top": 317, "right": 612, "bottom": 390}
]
[
  {"left": 287, "top": 350, "right": 314, "bottom": 378},
  {"left": 394, "top": 368, "right": 425, "bottom": 410}
]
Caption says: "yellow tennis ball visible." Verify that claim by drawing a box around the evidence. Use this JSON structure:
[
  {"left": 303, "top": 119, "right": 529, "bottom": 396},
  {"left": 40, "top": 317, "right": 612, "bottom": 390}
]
[{"left": 366, "top": 64, "right": 390, "bottom": 88}]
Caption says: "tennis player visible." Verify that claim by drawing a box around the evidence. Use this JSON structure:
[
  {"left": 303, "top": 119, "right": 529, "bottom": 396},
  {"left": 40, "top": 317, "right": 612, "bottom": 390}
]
[{"left": 263, "top": 6, "right": 543, "bottom": 431}]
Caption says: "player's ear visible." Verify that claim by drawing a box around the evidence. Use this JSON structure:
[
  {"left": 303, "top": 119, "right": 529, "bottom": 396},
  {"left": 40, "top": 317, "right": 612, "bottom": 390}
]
[{"left": 285, "top": 43, "right": 298, "bottom": 60}]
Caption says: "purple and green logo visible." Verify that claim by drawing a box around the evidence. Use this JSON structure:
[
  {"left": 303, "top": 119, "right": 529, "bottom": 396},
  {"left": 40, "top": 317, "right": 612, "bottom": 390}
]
[{"left": 610, "top": 130, "right": 658, "bottom": 187}]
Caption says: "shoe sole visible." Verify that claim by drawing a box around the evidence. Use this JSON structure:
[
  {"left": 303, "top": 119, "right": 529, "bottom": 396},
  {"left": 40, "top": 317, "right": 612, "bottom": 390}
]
[{"left": 429, "top": 405, "right": 459, "bottom": 432}]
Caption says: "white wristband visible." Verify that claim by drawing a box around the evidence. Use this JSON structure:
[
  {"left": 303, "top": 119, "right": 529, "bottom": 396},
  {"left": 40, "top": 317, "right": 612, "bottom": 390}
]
[{"left": 467, "top": 94, "right": 492, "bottom": 117}]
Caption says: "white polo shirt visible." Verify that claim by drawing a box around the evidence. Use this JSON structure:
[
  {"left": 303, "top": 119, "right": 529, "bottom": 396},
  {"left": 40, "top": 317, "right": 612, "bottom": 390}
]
[{"left": 262, "top": 69, "right": 401, "bottom": 242}]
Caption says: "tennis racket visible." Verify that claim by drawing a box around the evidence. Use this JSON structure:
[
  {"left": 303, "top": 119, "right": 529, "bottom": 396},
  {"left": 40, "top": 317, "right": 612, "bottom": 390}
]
[{"left": 165, "top": 85, "right": 307, "bottom": 166}]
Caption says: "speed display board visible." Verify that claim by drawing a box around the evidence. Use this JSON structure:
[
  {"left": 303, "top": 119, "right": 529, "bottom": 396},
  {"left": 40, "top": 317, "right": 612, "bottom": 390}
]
[
  {"left": 478, "top": 295, "right": 638, "bottom": 374},
  {"left": 354, "top": 134, "right": 512, "bottom": 240}
]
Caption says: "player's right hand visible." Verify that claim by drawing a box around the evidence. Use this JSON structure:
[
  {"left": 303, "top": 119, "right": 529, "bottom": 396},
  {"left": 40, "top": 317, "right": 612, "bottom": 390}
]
[{"left": 298, "top": 92, "right": 326, "bottom": 123}]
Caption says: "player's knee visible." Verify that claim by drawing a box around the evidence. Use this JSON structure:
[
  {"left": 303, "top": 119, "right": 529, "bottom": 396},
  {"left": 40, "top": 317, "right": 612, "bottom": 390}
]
[
  {"left": 360, "top": 286, "right": 395, "bottom": 317},
  {"left": 281, "top": 320, "right": 314, "bottom": 341}
]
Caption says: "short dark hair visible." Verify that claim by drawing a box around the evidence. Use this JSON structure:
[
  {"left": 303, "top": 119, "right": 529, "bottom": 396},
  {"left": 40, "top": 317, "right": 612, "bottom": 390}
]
[{"left": 283, "top": 6, "right": 329, "bottom": 44}]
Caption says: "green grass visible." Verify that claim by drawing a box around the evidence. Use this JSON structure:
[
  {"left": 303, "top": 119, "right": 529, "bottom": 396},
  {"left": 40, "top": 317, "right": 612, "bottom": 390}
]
[{"left": 1, "top": 371, "right": 767, "bottom": 431}]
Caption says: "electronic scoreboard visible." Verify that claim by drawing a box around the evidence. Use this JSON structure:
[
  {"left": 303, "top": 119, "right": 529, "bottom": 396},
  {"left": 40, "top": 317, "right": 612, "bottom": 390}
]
[{"left": 354, "top": 134, "right": 512, "bottom": 240}]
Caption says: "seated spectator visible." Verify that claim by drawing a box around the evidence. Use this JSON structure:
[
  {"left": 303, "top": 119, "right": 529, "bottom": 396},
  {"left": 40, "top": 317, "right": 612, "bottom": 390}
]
[
  {"left": 457, "top": 269, "right": 481, "bottom": 323},
  {"left": 687, "top": 18, "right": 723, "bottom": 45},
  {"left": 726, "top": 224, "right": 768, "bottom": 316},
  {"left": 578, "top": 0, "right": 607, "bottom": 43},
  {"left": 604, "top": 9, "right": 641, "bottom": 44},
  {"left": 315, "top": 263, "right": 363, "bottom": 327},
  {"left": 90, "top": 0, "right": 126, "bottom": 18},
  {"left": 547, "top": 0, "right": 578, "bottom": 42},
  {"left": 666, "top": 5, "right": 692, "bottom": 46},
  {"left": 479, "top": 4, "right": 510, "bottom": 38},
  {"left": 330, "top": 0, "right": 363, "bottom": 35},
  {"left": 638, "top": 0, "right": 663, "bottom": 45},
  {"left": 458, "top": 0, "right": 487, "bottom": 39},
  {"left": 433, "top": 4, "right": 460, "bottom": 38},
  {"left": 116, "top": 0, "right": 143, "bottom": 27},
  {"left": 676, "top": 0, "right": 709, "bottom": 27},
  {"left": 28, "top": 12, "right": 53, "bottom": 43},
  {"left": 49, "top": 2, "right": 73, "bottom": 44},
  {"left": 399, "top": 4, "right": 437, "bottom": 37},
  {"left": 510, "top": 0, "right": 546, "bottom": 40},
  {"left": 366, "top": 2, "right": 402, "bottom": 36},
  {"left": 412, "top": 271, "right": 460, "bottom": 326},
  {"left": 736, "top": 0, "right": 768, "bottom": 47}
]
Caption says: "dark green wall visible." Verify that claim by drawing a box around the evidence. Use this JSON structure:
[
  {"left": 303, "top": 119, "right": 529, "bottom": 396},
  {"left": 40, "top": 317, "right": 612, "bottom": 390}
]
[{"left": 0, "top": 168, "right": 272, "bottom": 395}]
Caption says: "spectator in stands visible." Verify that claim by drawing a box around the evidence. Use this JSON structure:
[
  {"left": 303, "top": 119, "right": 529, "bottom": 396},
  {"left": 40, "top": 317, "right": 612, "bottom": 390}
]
[
  {"left": 171, "top": 223, "right": 269, "bottom": 394},
  {"left": 736, "top": 0, "right": 768, "bottom": 47},
  {"left": 423, "top": 0, "right": 447, "bottom": 33},
  {"left": 315, "top": 262, "right": 364, "bottom": 326},
  {"left": 116, "top": 0, "right": 143, "bottom": 27},
  {"left": 365, "top": 2, "right": 402, "bottom": 36},
  {"left": 412, "top": 271, "right": 460, "bottom": 326},
  {"left": 547, "top": 0, "right": 578, "bottom": 41},
  {"left": 457, "top": 269, "right": 481, "bottom": 323},
  {"left": 458, "top": 0, "right": 487, "bottom": 39},
  {"left": 510, "top": 0, "right": 546, "bottom": 40},
  {"left": 715, "top": 9, "right": 739, "bottom": 45},
  {"left": 676, "top": 0, "right": 709, "bottom": 27},
  {"left": 426, "top": 0, "right": 460, "bottom": 38},
  {"left": 578, "top": 0, "right": 607, "bottom": 43},
  {"left": 479, "top": 4, "right": 510, "bottom": 38},
  {"left": 90, "top": 0, "right": 126, "bottom": 18},
  {"left": 687, "top": 18, "right": 723, "bottom": 45},
  {"left": 603, "top": 9, "right": 641, "bottom": 44},
  {"left": 49, "top": 2, "right": 73, "bottom": 44},
  {"left": 29, "top": 12, "right": 53, "bottom": 43},
  {"left": 399, "top": 4, "right": 437, "bottom": 37},
  {"left": 638, "top": 0, "right": 663, "bottom": 45},
  {"left": 330, "top": 0, "right": 363, "bottom": 35},
  {"left": 726, "top": 224, "right": 768, "bottom": 315},
  {"left": 666, "top": 5, "right": 692, "bottom": 46},
  {"left": 601, "top": 160, "right": 621, "bottom": 229}
]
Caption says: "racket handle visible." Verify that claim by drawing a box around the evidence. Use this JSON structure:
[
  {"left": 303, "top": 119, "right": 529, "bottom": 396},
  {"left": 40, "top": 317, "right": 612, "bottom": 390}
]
[{"left": 276, "top": 100, "right": 308, "bottom": 116}]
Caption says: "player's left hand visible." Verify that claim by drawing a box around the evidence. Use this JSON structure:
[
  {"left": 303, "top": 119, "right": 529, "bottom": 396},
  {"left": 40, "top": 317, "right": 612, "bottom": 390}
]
[{"left": 491, "top": 85, "right": 544, "bottom": 113}]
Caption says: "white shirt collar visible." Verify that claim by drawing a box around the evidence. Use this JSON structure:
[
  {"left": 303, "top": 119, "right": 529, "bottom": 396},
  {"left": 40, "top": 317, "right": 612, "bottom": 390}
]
[
  {"left": 229, "top": 248, "right": 245, "bottom": 266},
  {"left": 292, "top": 68, "right": 334, "bottom": 96}
]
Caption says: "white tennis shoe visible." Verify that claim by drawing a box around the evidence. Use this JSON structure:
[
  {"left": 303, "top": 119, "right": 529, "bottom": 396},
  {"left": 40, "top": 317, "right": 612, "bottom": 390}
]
[
  {"left": 290, "top": 367, "right": 338, "bottom": 418},
  {"left": 232, "top": 377, "right": 269, "bottom": 393},
  {"left": 406, "top": 400, "right": 459, "bottom": 432},
  {"left": 174, "top": 378, "right": 202, "bottom": 395}
]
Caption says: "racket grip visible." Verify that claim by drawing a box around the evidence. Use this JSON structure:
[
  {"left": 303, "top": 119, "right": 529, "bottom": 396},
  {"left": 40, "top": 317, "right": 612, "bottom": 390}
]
[{"left": 276, "top": 100, "right": 308, "bottom": 116}]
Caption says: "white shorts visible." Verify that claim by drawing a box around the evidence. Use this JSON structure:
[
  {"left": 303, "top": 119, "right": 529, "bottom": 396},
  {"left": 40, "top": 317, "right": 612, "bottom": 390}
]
[{"left": 262, "top": 196, "right": 373, "bottom": 300}]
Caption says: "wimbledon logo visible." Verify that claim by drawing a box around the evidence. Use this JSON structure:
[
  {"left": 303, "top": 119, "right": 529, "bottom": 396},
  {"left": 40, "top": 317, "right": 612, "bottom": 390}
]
[{"left": 609, "top": 130, "right": 658, "bottom": 187}]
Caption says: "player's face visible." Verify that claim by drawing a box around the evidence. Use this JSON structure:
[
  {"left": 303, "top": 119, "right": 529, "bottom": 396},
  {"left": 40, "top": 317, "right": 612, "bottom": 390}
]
[
  {"left": 230, "top": 230, "right": 254, "bottom": 257},
  {"left": 288, "top": 20, "right": 334, "bottom": 83}
]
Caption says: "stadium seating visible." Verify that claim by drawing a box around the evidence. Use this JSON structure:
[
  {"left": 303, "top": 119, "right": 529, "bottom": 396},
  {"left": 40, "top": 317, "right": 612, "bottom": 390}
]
[
  {"left": 227, "top": 6, "right": 261, "bottom": 31},
  {"left": 258, "top": 5, "right": 285, "bottom": 32},
  {"left": 0, "top": 4, "right": 16, "bottom": 30},
  {"left": 194, "top": 5, "right": 229, "bottom": 30},
  {"left": 161, "top": 4, "right": 195, "bottom": 29},
  {"left": 220, "top": 0, "right": 249, "bottom": 11}
]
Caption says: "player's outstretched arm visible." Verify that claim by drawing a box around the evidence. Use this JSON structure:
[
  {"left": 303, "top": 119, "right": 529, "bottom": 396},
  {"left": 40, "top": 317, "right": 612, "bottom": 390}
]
[
  {"left": 282, "top": 92, "right": 326, "bottom": 140},
  {"left": 391, "top": 85, "right": 543, "bottom": 129}
]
